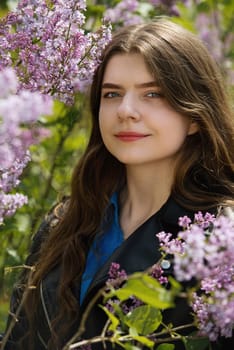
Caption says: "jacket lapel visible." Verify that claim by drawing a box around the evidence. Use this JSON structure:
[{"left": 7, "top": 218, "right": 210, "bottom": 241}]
[{"left": 82, "top": 197, "right": 194, "bottom": 307}]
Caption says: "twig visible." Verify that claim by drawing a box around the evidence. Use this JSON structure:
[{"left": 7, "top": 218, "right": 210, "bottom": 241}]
[
  {"left": 63, "top": 288, "right": 105, "bottom": 350},
  {"left": 1, "top": 266, "right": 35, "bottom": 349}
]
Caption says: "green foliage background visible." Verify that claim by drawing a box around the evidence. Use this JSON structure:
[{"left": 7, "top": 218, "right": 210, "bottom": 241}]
[{"left": 0, "top": 0, "right": 233, "bottom": 332}]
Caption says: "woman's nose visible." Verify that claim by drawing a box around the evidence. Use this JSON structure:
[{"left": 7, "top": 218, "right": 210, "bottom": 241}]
[{"left": 117, "top": 94, "right": 140, "bottom": 121}]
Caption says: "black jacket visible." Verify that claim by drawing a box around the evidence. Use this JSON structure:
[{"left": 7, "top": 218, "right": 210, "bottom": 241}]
[{"left": 2, "top": 197, "right": 234, "bottom": 349}]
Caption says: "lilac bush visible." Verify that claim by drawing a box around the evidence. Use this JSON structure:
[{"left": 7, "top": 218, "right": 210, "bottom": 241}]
[
  {"left": 157, "top": 212, "right": 234, "bottom": 341},
  {"left": 195, "top": 12, "right": 234, "bottom": 85},
  {"left": 104, "top": 0, "right": 189, "bottom": 27},
  {"left": 0, "top": 0, "right": 112, "bottom": 104},
  {"left": 101, "top": 1, "right": 234, "bottom": 85},
  {"left": 0, "top": 67, "right": 52, "bottom": 224},
  {"left": 70, "top": 212, "right": 233, "bottom": 349},
  {"left": 0, "top": 0, "right": 112, "bottom": 224},
  {"left": 104, "top": 0, "right": 143, "bottom": 27},
  {"left": 104, "top": 262, "right": 168, "bottom": 318}
]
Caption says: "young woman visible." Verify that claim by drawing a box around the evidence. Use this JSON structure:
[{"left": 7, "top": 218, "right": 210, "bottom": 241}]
[{"left": 2, "top": 19, "right": 234, "bottom": 350}]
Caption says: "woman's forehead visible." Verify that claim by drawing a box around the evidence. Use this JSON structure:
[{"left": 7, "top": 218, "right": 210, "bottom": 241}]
[{"left": 102, "top": 53, "right": 155, "bottom": 83}]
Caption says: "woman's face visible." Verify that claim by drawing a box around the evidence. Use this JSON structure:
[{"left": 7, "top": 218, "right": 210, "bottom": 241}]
[{"left": 99, "top": 53, "right": 198, "bottom": 169}]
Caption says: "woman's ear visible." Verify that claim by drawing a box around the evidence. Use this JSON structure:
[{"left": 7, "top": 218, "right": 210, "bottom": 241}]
[{"left": 188, "top": 121, "right": 199, "bottom": 135}]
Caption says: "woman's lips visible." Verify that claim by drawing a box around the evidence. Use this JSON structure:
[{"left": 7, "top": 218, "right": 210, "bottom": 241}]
[{"left": 115, "top": 131, "right": 149, "bottom": 142}]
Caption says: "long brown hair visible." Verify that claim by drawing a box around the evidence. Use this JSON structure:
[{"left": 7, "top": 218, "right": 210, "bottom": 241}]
[{"left": 24, "top": 19, "right": 234, "bottom": 347}]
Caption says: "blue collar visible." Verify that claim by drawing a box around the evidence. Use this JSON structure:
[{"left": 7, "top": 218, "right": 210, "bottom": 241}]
[
  {"left": 110, "top": 191, "right": 119, "bottom": 224},
  {"left": 80, "top": 192, "right": 124, "bottom": 304}
]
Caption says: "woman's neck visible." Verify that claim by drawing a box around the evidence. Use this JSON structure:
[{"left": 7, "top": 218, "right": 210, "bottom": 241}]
[{"left": 119, "top": 163, "right": 175, "bottom": 238}]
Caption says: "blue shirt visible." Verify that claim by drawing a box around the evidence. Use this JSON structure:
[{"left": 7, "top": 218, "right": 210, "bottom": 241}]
[{"left": 80, "top": 192, "right": 124, "bottom": 304}]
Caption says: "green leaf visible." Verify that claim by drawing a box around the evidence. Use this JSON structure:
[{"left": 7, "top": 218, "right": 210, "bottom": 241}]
[
  {"left": 183, "top": 335, "right": 210, "bottom": 350},
  {"left": 100, "top": 305, "right": 120, "bottom": 332},
  {"left": 6, "top": 249, "right": 21, "bottom": 263},
  {"left": 110, "top": 272, "right": 174, "bottom": 310},
  {"left": 130, "top": 334, "right": 154, "bottom": 348},
  {"left": 167, "top": 276, "right": 182, "bottom": 295},
  {"left": 123, "top": 345, "right": 142, "bottom": 350},
  {"left": 125, "top": 305, "right": 162, "bottom": 335},
  {"left": 156, "top": 344, "right": 175, "bottom": 350},
  {"left": 196, "top": 1, "right": 210, "bottom": 13}
]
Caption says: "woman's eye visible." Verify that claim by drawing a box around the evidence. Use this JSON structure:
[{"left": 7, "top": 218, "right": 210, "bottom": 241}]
[
  {"left": 103, "top": 92, "right": 120, "bottom": 98},
  {"left": 146, "top": 91, "right": 162, "bottom": 98}
]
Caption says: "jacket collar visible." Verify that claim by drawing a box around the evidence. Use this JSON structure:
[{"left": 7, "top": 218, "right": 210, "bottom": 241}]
[{"left": 82, "top": 196, "right": 195, "bottom": 307}]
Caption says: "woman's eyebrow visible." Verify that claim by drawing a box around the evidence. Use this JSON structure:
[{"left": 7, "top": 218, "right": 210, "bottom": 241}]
[
  {"left": 135, "top": 81, "right": 159, "bottom": 88},
  {"left": 101, "top": 83, "right": 122, "bottom": 89},
  {"left": 101, "top": 81, "right": 159, "bottom": 89}
]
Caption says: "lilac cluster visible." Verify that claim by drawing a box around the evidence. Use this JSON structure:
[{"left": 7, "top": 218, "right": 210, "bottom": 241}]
[
  {"left": 104, "top": 0, "right": 143, "bottom": 28},
  {"left": 1, "top": 153, "right": 31, "bottom": 194},
  {"left": 195, "top": 12, "right": 223, "bottom": 63},
  {"left": 0, "top": 68, "right": 52, "bottom": 169},
  {"left": 105, "top": 262, "right": 128, "bottom": 314},
  {"left": 150, "top": 263, "right": 168, "bottom": 285},
  {"left": 107, "top": 262, "right": 128, "bottom": 286},
  {"left": 104, "top": 0, "right": 192, "bottom": 31},
  {"left": 107, "top": 262, "right": 167, "bottom": 288},
  {"left": 105, "top": 262, "right": 167, "bottom": 315},
  {"left": 0, "top": 67, "right": 52, "bottom": 224},
  {"left": 178, "top": 211, "right": 215, "bottom": 230},
  {"left": 195, "top": 12, "right": 234, "bottom": 85},
  {"left": 0, "top": 0, "right": 112, "bottom": 104},
  {"left": 0, "top": 193, "right": 28, "bottom": 225},
  {"left": 157, "top": 212, "right": 234, "bottom": 341}
]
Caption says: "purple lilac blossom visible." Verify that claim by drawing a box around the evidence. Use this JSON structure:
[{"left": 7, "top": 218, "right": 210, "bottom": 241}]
[
  {"left": 0, "top": 193, "right": 28, "bottom": 225},
  {"left": 104, "top": 0, "right": 143, "bottom": 27},
  {"left": 105, "top": 261, "right": 167, "bottom": 315},
  {"left": 0, "top": 0, "right": 112, "bottom": 104},
  {"left": 0, "top": 68, "right": 52, "bottom": 169},
  {"left": 195, "top": 12, "right": 223, "bottom": 63},
  {"left": 0, "top": 153, "right": 31, "bottom": 193},
  {"left": 150, "top": 263, "right": 168, "bottom": 284},
  {"left": 178, "top": 215, "right": 191, "bottom": 229},
  {"left": 107, "top": 262, "right": 128, "bottom": 286},
  {"left": 104, "top": 0, "right": 190, "bottom": 27},
  {"left": 0, "top": 67, "right": 52, "bottom": 224},
  {"left": 157, "top": 212, "right": 234, "bottom": 340},
  {"left": 193, "top": 211, "right": 215, "bottom": 228},
  {"left": 195, "top": 12, "right": 234, "bottom": 85}
]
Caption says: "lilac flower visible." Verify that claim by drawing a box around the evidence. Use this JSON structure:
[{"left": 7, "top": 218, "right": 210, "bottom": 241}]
[
  {"left": 0, "top": 68, "right": 52, "bottom": 170},
  {"left": 121, "top": 296, "right": 144, "bottom": 314},
  {"left": 0, "top": 67, "right": 52, "bottom": 224},
  {"left": 105, "top": 263, "right": 144, "bottom": 315},
  {"left": 105, "top": 261, "right": 168, "bottom": 316},
  {"left": 157, "top": 231, "right": 172, "bottom": 247},
  {"left": 104, "top": 0, "right": 143, "bottom": 28},
  {"left": 157, "top": 231, "right": 184, "bottom": 255},
  {"left": 194, "top": 211, "right": 215, "bottom": 229},
  {"left": 195, "top": 12, "right": 222, "bottom": 63},
  {"left": 0, "top": 0, "right": 112, "bottom": 104},
  {"left": 107, "top": 262, "right": 128, "bottom": 286},
  {"left": 192, "top": 290, "right": 234, "bottom": 341},
  {"left": 150, "top": 263, "right": 168, "bottom": 284},
  {"left": 195, "top": 12, "right": 234, "bottom": 85},
  {"left": 158, "top": 212, "right": 234, "bottom": 340},
  {"left": 0, "top": 153, "right": 31, "bottom": 193},
  {"left": 0, "top": 193, "right": 28, "bottom": 225},
  {"left": 178, "top": 215, "right": 191, "bottom": 229}
]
